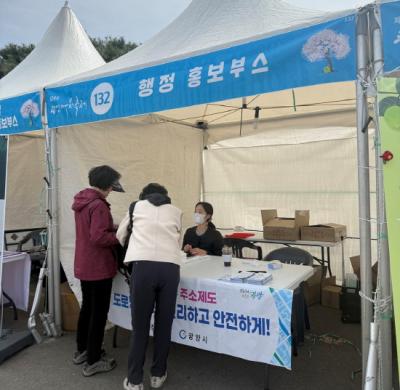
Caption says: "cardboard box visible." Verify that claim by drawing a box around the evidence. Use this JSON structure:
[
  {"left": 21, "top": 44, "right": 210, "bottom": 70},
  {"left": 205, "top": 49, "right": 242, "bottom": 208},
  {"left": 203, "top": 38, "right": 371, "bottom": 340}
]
[
  {"left": 322, "top": 285, "right": 342, "bottom": 309},
  {"left": 304, "top": 283, "right": 321, "bottom": 306},
  {"left": 61, "top": 282, "right": 80, "bottom": 332},
  {"left": 304, "top": 266, "right": 322, "bottom": 306},
  {"left": 303, "top": 266, "right": 334, "bottom": 306},
  {"left": 306, "top": 265, "right": 323, "bottom": 286},
  {"left": 350, "top": 255, "right": 378, "bottom": 290},
  {"left": 323, "top": 276, "right": 336, "bottom": 287},
  {"left": 261, "top": 209, "right": 309, "bottom": 241},
  {"left": 301, "top": 223, "right": 347, "bottom": 242}
]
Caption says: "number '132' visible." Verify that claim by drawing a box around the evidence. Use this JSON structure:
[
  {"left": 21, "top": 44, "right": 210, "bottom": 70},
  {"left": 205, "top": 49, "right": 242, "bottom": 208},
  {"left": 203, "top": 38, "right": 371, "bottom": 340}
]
[{"left": 94, "top": 91, "right": 110, "bottom": 106}]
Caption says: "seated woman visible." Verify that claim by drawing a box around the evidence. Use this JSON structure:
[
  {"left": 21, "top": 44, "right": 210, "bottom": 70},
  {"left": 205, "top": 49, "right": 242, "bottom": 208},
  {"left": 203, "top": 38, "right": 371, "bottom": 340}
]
[{"left": 182, "top": 201, "right": 223, "bottom": 256}]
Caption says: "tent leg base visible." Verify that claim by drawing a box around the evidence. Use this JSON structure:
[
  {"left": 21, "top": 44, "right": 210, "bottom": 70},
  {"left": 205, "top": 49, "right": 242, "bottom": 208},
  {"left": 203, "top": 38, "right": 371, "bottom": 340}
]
[{"left": 0, "top": 330, "right": 34, "bottom": 365}]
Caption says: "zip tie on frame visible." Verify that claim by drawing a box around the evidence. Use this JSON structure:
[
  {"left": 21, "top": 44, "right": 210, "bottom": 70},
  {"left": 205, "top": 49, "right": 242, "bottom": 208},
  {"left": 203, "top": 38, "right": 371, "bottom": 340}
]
[
  {"left": 359, "top": 290, "right": 393, "bottom": 321},
  {"left": 357, "top": 165, "right": 383, "bottom": 171},
  {"left": 359, "top": 217, "right": 387, "bottom": 225}
]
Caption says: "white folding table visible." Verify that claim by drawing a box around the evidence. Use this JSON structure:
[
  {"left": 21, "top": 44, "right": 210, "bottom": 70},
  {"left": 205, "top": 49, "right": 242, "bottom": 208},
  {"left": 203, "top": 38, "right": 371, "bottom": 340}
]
[{"left": 237, "top": 232, "right": 346, "bottom": 276}]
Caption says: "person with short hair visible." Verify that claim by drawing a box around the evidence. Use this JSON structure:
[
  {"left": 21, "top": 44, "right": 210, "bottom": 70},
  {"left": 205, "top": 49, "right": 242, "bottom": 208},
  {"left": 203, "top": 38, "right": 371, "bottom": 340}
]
[
  {"left": 117, "top": 183, "right": 182, "bottom": 390},
  {"left": 72, "top": 165, "right": 124, "bottom": 376},
  {"left": 182, "top": 201, "right": 223, "bottom": 257}
]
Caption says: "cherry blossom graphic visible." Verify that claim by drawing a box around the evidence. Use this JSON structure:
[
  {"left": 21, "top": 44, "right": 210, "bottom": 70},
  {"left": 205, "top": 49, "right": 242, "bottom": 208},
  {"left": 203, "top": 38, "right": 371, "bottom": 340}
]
[
  {"left": 302, "top": 29, "right": 351, "bottom": 73},
  {"left": 20, "top": 99, "right": 40, "bottom": 127}
]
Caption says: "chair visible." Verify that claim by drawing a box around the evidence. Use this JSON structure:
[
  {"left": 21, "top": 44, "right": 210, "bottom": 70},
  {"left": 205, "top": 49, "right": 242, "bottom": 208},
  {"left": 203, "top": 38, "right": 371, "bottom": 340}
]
[
  {"left": 264, "top": 246, "right": 313, "bottom": 266},
  {"left": 223, "top": 238, "right": 262, "bottom": 260},
  {"left": 264, "top": 247, "right": 312, "bottom": 355}
]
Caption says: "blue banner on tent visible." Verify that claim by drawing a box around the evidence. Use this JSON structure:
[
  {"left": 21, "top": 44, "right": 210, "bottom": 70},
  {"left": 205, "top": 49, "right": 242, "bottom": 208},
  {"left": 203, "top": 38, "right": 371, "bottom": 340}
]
[
  {"left": 0, "top": 92, "right": 42, "bottom": 135},
  {"left": 46, "top": 14, "right": 356, "bottom": 128},
  {"left": 382, "top": 1, "right": 400, "bottom": 73}
]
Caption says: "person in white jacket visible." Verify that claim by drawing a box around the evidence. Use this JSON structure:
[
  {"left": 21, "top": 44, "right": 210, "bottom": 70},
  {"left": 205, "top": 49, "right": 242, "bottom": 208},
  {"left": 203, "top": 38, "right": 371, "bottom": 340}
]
[{"left": 117, "top": 183, "right": 182, "bottom": 390}]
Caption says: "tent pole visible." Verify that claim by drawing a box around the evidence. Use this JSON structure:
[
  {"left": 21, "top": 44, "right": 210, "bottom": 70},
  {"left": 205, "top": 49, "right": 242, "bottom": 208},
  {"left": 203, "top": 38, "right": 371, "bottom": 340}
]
[
  {"left": 356, "top": 8, "right": 373, "bottom": 379},
  {"left": 201, "top": 128, "right": 208, "bottom": 202},
  {"left": 369, "top": 6, "right": 393, "bottom": 390},
  {"left": 43, "top": 92, "right": 62, "bottom": 336},
  {"left": 50, "top": 127, "right": 62, "bottom": 334},
  {"left": 44, "top": 125, "right": 55, "bottom": 327}
]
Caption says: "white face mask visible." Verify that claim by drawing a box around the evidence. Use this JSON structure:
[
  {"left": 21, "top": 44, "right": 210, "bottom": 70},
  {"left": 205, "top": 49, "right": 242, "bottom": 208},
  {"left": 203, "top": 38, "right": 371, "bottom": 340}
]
[{"left": 194, "top": 213, "right": 206, "bottom": 225}]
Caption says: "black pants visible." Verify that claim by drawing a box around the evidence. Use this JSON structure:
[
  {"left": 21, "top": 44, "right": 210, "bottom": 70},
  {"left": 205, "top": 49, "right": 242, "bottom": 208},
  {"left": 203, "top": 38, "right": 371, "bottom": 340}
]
[
  {"left": 76, "top": 278, "right": 113, "bottom": 365},
  {"left": 128, "top": 261, "right": 180, "bottom": 385}
]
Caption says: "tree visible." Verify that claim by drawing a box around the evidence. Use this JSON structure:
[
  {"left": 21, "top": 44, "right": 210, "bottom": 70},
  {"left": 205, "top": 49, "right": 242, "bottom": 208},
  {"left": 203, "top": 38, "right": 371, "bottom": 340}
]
[
  {"left": 0, "top": 37, "right": 137, "bottom": 79},
  {"left": 0, "top": 43, "right": 34, "bottom": 78},
  {"left": 91, "top": 36, "right": 137, "bottom": 63}
]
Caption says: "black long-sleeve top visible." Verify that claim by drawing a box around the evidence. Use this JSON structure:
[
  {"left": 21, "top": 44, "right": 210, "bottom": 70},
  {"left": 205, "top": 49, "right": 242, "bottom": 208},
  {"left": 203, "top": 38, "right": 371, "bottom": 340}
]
[{"left": 182, "top": 226, "right": 224, "bottom": 256}]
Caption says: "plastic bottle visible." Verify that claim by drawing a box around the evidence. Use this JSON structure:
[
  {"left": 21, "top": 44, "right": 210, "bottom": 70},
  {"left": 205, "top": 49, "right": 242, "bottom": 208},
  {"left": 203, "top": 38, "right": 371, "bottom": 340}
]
[{"left": 222, "top": 245, "right": 232, "bottom": 267}]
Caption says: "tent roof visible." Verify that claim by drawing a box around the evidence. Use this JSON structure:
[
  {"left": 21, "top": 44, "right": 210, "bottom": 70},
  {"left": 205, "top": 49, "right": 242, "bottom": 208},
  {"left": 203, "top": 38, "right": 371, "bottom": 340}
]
[
  {"left": 45, "top": 0, "right": 361, "bottom": 138},
  {"left": 98, "top": 0, "right": 326, "bottom": 71},
  {"left": 0, "top": 1, "right": 105, "bottom": 100},
  {"left": 51, "top": 0, "right": 336, "bottom": 85}
]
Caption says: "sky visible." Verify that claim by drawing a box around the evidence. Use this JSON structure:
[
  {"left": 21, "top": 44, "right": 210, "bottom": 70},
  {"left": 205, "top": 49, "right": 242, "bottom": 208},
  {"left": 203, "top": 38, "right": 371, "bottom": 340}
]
[{"left": 0, "top": 0, "right": 373, "bottom": 48}]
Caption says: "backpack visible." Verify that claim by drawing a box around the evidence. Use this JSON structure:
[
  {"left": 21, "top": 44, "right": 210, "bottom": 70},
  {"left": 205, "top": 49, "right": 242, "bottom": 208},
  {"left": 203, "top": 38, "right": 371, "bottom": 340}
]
[{"left": 115, "top": 201, "right": 137, "bottom": 280}]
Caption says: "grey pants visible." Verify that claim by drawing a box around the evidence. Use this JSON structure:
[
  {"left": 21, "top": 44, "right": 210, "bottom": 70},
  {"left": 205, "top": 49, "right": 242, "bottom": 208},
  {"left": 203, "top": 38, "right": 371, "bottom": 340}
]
[{"left": 128, "top": 261, "right": 180, "bottom": 385}]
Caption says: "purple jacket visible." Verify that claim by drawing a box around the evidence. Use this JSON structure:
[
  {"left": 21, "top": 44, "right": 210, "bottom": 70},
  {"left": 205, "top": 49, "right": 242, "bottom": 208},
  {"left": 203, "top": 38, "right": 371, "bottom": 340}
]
[{"left": 72, "top": 188, "right": 118, "bottom": 281}]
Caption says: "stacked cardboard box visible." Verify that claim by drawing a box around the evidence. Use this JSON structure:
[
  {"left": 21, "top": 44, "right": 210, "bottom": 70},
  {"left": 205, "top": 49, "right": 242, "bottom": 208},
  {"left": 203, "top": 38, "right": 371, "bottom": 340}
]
[
  {"left": 303, "top": 265, "right": 322, "bottom": 306},
  {"left": 322, "top": 287, "right": 342, "bottom": 309},
  {"left": 303, "top": 267, "right": 341, "bottom": 308},
  {"left": 261, "top": 209, "right": 309, "bottom": 241},
  {"left": 301, "top": 223, "right": 347, "bottom": 242},
  {"left": 321, "top": 276, "right": 341, "bottom": 309}
]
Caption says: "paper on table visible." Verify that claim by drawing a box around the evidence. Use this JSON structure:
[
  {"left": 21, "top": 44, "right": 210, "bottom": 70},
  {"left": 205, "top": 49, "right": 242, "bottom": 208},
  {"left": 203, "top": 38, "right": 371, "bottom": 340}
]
[
  {"left": 229, "top": 271, "right": 255, "bottom": 282},
  {"left": 247, "top": 272, "right": 273, "bottom": 285}
]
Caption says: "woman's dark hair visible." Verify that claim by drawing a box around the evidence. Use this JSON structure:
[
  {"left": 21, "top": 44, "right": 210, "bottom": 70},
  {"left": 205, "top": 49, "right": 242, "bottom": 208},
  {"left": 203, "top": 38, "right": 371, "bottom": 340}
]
[
  {"left": 139, "top": 183, "right": 168, "bottom": 200},
  {"left": 196, "top": 201, "right": 216, "bottom": 229},
  {"left": 88, "top": 165, "right": 121, "bottom": 190}
]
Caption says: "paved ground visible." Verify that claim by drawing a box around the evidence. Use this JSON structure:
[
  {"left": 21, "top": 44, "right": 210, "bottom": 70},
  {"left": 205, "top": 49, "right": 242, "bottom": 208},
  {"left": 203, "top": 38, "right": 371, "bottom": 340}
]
[{"left": 0, "top": 304, "right": 367, "bottom": 390}]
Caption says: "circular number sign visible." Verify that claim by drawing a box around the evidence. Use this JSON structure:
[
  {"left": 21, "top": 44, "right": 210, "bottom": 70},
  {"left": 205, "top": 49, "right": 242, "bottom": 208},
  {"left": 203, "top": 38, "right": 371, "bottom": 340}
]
[{"left": 90, "top": 82, "right": 114, "bottom": 115}]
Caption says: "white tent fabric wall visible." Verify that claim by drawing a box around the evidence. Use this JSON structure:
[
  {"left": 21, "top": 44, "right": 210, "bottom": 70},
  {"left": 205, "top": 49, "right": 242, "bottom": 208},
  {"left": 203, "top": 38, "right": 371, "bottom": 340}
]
[
  {"left": 6, "top": 135, "right": 46, "bottom": 230},
  {"left": 57, "top": 118, "right": 204, "bottom": 299},
  {"left": 203, "top": 126, "right": 377, "bottom": 282}
]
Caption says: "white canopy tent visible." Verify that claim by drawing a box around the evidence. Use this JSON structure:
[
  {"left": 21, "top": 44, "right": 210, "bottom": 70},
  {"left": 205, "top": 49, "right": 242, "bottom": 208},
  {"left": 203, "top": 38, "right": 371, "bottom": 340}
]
[
  {"left": 0, "top": 1, "right": 106, "bottom": 345},
  {"left": 48, "top": 0, "right": 367, "bottom": 296},
  {"left": 45, "top": 0, "right": 376, "bottom": 326},
  {"left": 0, "top": 1, "right": 105, "bottom": 230}
]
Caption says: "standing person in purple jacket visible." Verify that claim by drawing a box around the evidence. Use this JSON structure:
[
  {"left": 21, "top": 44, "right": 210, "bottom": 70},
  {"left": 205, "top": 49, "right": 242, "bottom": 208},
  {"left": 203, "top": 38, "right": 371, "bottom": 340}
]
[{"left": 71, "top": 165, "right": 124, "bottom": 377}]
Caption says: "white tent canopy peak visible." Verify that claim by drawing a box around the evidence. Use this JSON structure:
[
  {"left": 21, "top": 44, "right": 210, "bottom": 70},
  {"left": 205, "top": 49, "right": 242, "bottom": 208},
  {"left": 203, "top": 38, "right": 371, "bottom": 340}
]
[{"left": 0, "top": 3, "right": 105, "bottom": 100}]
